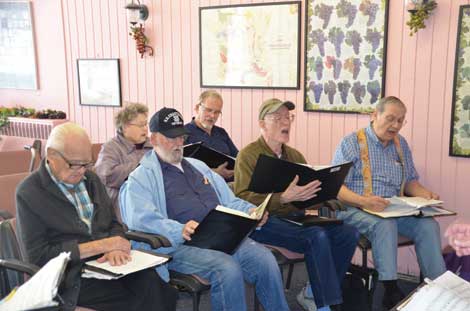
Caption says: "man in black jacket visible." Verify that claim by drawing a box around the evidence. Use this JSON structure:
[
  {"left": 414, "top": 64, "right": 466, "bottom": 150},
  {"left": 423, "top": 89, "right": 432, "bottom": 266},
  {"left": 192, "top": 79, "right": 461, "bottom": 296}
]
[{"left": 16, "top": 122, "right": 177, "bottom": 311}]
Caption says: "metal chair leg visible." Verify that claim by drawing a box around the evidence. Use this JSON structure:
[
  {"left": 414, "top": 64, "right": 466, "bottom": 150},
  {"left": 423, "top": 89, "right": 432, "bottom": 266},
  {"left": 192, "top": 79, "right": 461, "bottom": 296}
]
[
  {"left": 192, "top": 292, "right": 201, "bottom": 311},
  {"left": 286, "top": 263, "right": 295, "bottom": 289}
]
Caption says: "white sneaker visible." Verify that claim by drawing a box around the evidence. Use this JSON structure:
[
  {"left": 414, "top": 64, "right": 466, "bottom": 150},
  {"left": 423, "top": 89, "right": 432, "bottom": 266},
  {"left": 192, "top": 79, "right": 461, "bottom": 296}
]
[{"left": 296, "top": 287, "right": 317, "bottom": 311}]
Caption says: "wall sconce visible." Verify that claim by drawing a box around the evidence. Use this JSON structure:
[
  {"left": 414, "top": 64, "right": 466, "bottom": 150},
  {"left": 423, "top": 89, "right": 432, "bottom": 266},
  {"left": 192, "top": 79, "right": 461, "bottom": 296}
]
[
  {"left": 125, "top": 0, "right": 154, "bottom": 58},
  {"left": 405, "top": 0, "right": 437, "bottom": 36}
]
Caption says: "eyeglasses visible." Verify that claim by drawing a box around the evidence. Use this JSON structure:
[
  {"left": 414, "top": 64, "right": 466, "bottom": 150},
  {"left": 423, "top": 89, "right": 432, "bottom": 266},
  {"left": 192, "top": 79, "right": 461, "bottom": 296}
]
[
  {"left": 54, "top": 150, "right": 94, "bottom": 171},
  {"left": 264, "top": 113, "right": 295, "bottom": 123},
  {"left": 128, "top": 122, "right": 148, "bottom": 129},
  {"left": 199, "top": 104, "right": 222, "bottom": 116},
  {"left": 383, "top": 115, "right": 407, "bottom": 126}
]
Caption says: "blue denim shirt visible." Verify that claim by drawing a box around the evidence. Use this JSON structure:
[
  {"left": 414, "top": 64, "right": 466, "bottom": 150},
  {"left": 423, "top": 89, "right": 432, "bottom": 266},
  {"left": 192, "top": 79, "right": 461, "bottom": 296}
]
[
  {"left": 332, "top": 124, "right": 419, "bottom": 198},
  {"left": 158, "top": 155, "right": 220, "bottom": 223},
  {"left": 185, "top": 118, "right": 239, "bottom": 157}
]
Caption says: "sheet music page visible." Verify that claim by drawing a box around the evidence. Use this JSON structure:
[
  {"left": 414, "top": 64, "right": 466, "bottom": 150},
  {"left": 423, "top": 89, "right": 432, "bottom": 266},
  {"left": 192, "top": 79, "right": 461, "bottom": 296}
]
[
  {"left": 399, "top": 271, "right": 470, "bottom": 311},
  {"left": 84, "top": 249, "right": 168, "bottom": 278},
  {"left": 0, "top": 252, "right": 70, "bottom": 310}
]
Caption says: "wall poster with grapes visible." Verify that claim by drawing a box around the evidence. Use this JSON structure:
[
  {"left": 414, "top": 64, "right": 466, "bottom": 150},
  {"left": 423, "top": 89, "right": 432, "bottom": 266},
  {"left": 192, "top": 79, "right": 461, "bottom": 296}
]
[
  {"left": 304, "top": 0, "right": 389, "bottom": 113},
  {"left": 449, "top": 5, "right": 470, "bottom": 157}
]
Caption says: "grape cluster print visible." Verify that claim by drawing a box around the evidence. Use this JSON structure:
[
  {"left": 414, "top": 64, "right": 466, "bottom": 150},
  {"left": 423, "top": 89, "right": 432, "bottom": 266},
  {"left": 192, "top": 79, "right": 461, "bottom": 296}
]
[
  {"left": 314, "top": 4, "right": 334, "bottom": 29},
  {"left": 310, "top": 30, "right": 327, "bottom": 56},
  {"left": 309, "top": 81, "right": 324, "bottom": 103},
  {"left": 324, "top": 81, "right": 337, "bottom": 105},
  {"left": 367, "top": 81, "right": 381, "bottom": 104},
  {"left": 365, "top": 28, "right": 382, "bottom": 52},
  {"left": 338, "top": 81, "right": 352, "bottom": 104},
  {"left": 359, "top": 0, "right": 379, "bottom": 27},
  {"left": 364, "top": 55, "right": 381, "bottom": 80},
  {"left": 345, "top": 30, "right": 362, "bottom": 55},
  {"left": 351, "top": 82, "right": 366, "bottom": 104},
  {"left": 336, "top": 0, "right": 358, "bottom": 28},
  {"left": 325, "top": 56, "right": 342, "bottom": 79},
  {"left": 328, "top": 27, "right": 345, "bottom": 57},
  {"left": 344, "top": 57, "right": 361, "bottom": 80}
]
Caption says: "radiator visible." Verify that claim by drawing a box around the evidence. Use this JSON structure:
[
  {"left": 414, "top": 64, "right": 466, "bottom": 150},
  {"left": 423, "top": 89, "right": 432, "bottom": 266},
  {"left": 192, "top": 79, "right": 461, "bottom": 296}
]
[{"left": 1, "top": 117, "right": 68, "bottom": 139}]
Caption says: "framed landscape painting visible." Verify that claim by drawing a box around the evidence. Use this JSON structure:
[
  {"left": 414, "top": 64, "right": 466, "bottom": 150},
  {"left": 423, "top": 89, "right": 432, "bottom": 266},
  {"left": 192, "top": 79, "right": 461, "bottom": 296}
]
[
  {"left": 450, "top": 5, "right": 470, "bottom": 157},
  {"left": 304, "top": 0, "right": 389, "bottom": 113},
  {"left": 199, "top": 1, "right": 301, "bottom": 89}
]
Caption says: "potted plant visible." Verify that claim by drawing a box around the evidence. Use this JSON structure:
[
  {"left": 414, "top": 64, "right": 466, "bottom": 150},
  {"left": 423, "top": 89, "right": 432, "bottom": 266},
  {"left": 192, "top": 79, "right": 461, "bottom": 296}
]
[{"left": 406, "top": 0, "right": 438, "bottom": 36}]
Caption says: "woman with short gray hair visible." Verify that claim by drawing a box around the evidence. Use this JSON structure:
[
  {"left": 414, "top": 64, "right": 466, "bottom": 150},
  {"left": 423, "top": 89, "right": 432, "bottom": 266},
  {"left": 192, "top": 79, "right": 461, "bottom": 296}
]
[{"left": 95, "top": 103, "right": 152, "bottom": 218}]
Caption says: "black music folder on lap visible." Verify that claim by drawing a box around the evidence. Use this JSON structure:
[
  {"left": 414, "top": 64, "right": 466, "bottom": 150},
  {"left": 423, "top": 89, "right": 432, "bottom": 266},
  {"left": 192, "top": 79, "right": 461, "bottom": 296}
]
[
  {"left": 183, "top": 142, "right": 236, "bottom": 170},
  {"left": 184, "top": 194, "right": 272, "bottom": 254},
  {"left": 247, "top": 154, "right": 353, "bottom": 209}
]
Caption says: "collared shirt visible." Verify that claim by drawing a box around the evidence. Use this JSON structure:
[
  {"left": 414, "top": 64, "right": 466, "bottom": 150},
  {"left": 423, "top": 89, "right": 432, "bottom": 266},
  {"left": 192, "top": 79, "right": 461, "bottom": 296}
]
[
  {"left": 185, "top": 118, "right": 239, "bottom": 157},
  {"left": 45, "top": 161, "right": 94, "bottom": 233},
  {"left": 158, "top": 154, "right": 220, "bottom": 223},
  {"left": 332, "top": 124, "right": 419, "bottom": 198}
]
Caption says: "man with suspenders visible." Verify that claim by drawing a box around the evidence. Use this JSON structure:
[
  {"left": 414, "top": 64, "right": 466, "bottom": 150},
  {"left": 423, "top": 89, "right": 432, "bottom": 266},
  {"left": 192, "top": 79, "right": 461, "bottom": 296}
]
[{"left": 332, "top": 96, "right": 446, "bottom": 309}]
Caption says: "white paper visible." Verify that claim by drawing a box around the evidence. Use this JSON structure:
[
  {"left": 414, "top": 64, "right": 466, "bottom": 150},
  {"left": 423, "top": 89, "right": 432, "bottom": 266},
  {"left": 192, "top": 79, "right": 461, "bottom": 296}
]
[
  {"left": 399, "top": 271, "right": 470, "bottom": 311},
  {"left": 0, "top": 252, "right": 70, "bottom": 311},
  {"left": 82, "top": 250, "right": 168, "bottom": 280}
]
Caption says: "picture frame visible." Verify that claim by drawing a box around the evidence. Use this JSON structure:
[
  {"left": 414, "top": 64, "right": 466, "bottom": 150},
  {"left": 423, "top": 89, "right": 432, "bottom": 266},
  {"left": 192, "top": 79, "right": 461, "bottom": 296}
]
[
  {"left": 77, "top": 59, "right": 121, "bottom": 107},
  {"left": 199, "top": 1, "right": 301, "bottom": 89},
  {"left": 450, "top": 5, "right": 470, "bottom": 158},
  {"left": 304, "top": 0, "right": 389, "bottom": 113},
  {"left": 0, "top": 1, "right": 38, "bottom": 90}
]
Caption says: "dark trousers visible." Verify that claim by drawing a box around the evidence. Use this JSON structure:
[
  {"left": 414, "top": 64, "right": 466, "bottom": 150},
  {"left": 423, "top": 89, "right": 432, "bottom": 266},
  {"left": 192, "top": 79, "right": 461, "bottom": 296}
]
[
  {"left": 250, "top": 216, "right": 359, "bottom": 307},
  {"left": 77, "top": 268, "right": 178, "bottom": 311}
]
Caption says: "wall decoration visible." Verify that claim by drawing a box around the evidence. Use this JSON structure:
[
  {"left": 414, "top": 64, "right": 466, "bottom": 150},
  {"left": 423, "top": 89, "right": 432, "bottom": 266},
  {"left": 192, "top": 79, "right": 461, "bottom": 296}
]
[
  {"left": 77, "top": 59, "right": 121, "bottom": 107},
  {"left": 0, "top": 1, "right": 38, "bottom": 90},
  {"left": 199, "top": 2, "right": 301, "bottom": 89},
  {"left": 450, "top": 5, "right": 470, "bottom": 158},
  {"left": 304, "top": 0, "right": 389, "bottom": 113}
]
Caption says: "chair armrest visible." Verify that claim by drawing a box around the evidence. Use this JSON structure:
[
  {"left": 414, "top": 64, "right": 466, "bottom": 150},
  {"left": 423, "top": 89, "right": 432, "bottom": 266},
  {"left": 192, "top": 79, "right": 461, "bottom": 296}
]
[
  {"left": 0, "top": 258, "right": 40, "bottom": 276},
  {"left": 323, "top": 200, "right": 346, "bottom": 212},
  {"left": 125, "top": 231, "right": 172, "bottom": 249}
]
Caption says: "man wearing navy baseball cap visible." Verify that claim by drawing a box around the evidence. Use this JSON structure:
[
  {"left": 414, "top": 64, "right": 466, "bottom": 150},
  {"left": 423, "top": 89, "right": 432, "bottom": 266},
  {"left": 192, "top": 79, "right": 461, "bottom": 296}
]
[{"left": 120, "top": 107, "right": 289, "bottom": 311}]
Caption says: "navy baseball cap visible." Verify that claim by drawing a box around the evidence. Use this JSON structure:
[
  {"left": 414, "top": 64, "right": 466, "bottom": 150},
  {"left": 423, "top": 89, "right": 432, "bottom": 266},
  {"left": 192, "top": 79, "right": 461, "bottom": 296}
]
[{"left": 149, "top": 107, "right": 189, "bottom": 138}]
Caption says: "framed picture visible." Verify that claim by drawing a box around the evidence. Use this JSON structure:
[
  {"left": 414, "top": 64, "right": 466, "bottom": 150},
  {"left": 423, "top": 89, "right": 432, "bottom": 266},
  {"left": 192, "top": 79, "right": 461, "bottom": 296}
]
[
  {"left": 304, "top": 0, "right": 389, "bottom": 113},
  {"left": 450, "top": 5, "right": 470, "bottom": 157},
  {"left": 0, "top": 1, "right": 38, "bottom": 90},
  {"left": 77, "top": 59, "right": 121, "bottom": 107},
  {"left": 199, "top": 1, "right": 301, "bottom": 89}
]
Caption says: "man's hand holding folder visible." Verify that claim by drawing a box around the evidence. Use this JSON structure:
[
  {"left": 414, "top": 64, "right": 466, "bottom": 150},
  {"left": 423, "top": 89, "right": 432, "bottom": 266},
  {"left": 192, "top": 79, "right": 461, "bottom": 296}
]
[{"left": 280, "top": 175, "right": 322, "bottom": 204}]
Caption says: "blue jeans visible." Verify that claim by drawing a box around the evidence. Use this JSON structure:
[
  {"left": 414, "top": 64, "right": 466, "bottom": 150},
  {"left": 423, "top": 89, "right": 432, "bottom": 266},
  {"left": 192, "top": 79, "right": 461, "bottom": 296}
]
[
  {"left": 337, "top": 207, "right": 446, "bottom": 280},
  {"left": 250, "top": 217, "right": 359, "bottom": 307},
  {"left": 168, "top": 238, "right": 289, "bottom": 311}
]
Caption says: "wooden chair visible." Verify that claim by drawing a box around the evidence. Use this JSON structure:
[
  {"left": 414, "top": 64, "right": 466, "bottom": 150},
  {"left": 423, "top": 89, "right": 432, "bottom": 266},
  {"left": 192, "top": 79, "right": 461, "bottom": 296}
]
[{"left": 0, "top": 172, "right": 29, "bottom": 217}]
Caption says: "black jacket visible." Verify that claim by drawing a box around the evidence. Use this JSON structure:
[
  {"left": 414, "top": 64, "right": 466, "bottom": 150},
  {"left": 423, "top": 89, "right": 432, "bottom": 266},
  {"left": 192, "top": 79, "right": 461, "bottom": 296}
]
[{"left": 16, "top": 159, "right": 125, "bottom": 310}]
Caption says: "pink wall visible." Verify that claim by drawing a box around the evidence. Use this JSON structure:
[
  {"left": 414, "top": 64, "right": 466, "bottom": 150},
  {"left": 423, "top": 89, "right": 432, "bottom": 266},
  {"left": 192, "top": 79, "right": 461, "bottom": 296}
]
[{"left": 1, "top": 0, "right": 470, "bottom": 275}]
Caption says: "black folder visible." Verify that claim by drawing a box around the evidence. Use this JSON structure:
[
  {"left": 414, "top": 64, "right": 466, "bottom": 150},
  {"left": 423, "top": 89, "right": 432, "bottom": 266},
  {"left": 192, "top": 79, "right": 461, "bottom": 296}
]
[
  {"left": 183, "top": 142, "right": 236, "bottom": 170},
  {"left": 248, "top": 154, "right": 352, "bottom": 209},
  {"left": 184, "top": 194, "right": 272, "bottom": 254},
  {"left": 184, "top": 209, "right": 257, "bottom": 254}
]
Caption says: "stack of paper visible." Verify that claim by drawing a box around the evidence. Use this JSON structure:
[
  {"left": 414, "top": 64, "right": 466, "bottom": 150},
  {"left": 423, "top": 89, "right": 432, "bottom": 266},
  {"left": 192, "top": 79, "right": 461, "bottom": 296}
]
[
  {"left": 398, "top": 271, "right": 470, "bottom": 311},
  {"left": 82, "top": 250, "right": 169, "bottom": 280},
  {"left": 365, "top": 196, "right": 454, "bottom": 218},
  {"left": 0, "top": 252, "right": 70, "bottom": 310}
]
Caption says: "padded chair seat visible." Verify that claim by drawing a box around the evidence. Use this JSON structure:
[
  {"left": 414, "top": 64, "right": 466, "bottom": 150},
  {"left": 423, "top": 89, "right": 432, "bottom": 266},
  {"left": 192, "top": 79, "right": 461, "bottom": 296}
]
[
  {"left": 263, "top": 244, "right": 304, "bottom": 262},
  {"left": 357, "top": 234, "right": 415, "bottom": 250}
]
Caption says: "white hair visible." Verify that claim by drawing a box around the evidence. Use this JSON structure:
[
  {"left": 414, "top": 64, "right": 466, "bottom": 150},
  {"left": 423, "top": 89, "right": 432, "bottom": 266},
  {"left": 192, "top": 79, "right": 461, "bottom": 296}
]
[{"left": 46, "top": 122, "right": 89, "bottom": 153}]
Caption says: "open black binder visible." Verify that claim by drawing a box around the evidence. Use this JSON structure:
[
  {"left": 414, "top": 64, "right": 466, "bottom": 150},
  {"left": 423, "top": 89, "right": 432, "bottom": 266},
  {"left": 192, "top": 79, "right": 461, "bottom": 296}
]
[
  {"left": 183, "top": 142, "right": 236, "bottom": 170},
  {"left": 184, "top": 194, "right": 272, "bottom": 254},
  {"left": 248, "top": 154, "right": 352, "bottom": 209}
]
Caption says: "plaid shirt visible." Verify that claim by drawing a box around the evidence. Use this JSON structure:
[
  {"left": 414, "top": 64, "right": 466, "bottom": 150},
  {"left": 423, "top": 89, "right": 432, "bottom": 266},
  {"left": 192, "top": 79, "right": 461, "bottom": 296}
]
[
  {"left": 332, "top": 124, "right": 419, "bottom": 198},
  {"left": 46, "top": 162, "right": 94, "bottom": 233}
]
